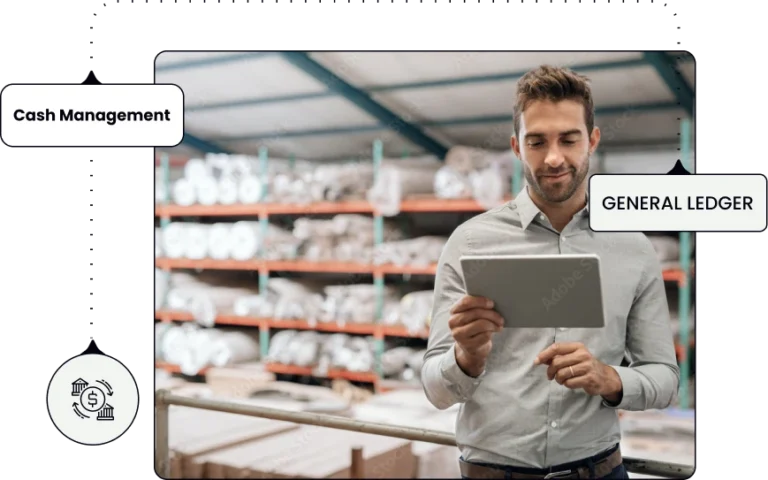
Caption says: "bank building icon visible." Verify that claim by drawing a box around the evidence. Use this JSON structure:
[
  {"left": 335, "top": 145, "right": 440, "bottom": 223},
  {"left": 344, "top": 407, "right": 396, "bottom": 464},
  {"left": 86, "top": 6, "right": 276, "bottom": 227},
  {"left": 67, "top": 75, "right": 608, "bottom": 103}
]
[
  {"left": 98, "top": 404, "right": 115, "bottom": 421},
  {"left": 71, "top": 378, "right": 88, "bottom": 396}
]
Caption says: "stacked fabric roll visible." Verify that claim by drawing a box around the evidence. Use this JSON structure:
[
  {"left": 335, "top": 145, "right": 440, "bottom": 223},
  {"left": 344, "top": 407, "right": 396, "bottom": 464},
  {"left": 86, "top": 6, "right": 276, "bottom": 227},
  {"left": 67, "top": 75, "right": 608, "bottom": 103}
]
[
  {"left": 159, "top": 268, "right": 437, "bottom": 333},
  {"left": 266, "top": 330, "right": 434, "bottom": 375},
  {"left": 293, "top": 214, "right": 404, "bottom": 263},
  {"left": 434, "top": 146, "right": 519, "bottom": 209},
  {"left": 155, "top": 322, "right": 261, "bottom": 376},
  {"left": 161, "top": 154, "right": 301, "bottom": 206},
  {"left": 155, "top": 268, "right": 169, "bottom": 310},
  {"left": 383, "top": 290, "right": 434, "bottom": 333},
  {"left": 381, "top": 346, "right": 428, "bottom": 381},
  {"left": 155, "top": 227, "right": 164, "bottom": 257},
  {"left": 266, "top": 330, "right": 376, "bottom": 373},
  {"left": 366, "top": 156, "right": 444, "bottom": 216},
  {"left": 161, "top": 271, "right": 259, "bottom": 327},
  {"left": 373, "top": 236, "right": 447, "bottom": 267},
  {"left": 233, "top": 277, "right": 325, "bottom": 320},
  {"left": 159, "top": 154, "right": 444, "bottom": 206},
  {"left": 316, "top": 284, "right": 401, "bottom": 326},
  {"left": 158, "top": 221, "right": 297, "bottom": 261}
]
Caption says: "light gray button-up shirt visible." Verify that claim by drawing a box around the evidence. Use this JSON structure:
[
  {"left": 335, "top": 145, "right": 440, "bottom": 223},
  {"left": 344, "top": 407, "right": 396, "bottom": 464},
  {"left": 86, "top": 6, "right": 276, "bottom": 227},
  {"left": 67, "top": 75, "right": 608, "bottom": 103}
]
[{"left": 421, "top": 188, "right": 680, "bottom": 468}]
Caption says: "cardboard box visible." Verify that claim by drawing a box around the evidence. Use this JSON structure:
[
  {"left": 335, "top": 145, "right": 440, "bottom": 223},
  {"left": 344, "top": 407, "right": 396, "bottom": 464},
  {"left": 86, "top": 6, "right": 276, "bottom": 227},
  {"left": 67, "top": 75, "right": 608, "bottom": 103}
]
[
  {"left": 191, "top": 425, "right": 415, "bottom": 478},
  {"left": 351, "top": 390, "right": 461, "bottom": 478},
  {"left": 167, "top": 403, "right": 299, "bottom": 478},
  {"left": 204, "top": 363, "right": 276, "bottom": 398}
]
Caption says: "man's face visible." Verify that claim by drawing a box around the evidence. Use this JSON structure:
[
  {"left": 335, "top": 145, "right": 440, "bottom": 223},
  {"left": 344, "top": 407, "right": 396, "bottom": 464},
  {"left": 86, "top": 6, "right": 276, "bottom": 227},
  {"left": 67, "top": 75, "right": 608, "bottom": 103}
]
[{"left": 511, "top": 99, "right": 600, "bottom": 203}]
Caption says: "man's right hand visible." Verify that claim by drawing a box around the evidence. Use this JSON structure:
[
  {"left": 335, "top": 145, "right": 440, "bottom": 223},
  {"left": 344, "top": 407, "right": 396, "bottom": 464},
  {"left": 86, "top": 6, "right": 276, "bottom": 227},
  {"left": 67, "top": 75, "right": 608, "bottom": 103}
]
[{"left": 448, "top": 295, "right": 504, "bottom": 377}]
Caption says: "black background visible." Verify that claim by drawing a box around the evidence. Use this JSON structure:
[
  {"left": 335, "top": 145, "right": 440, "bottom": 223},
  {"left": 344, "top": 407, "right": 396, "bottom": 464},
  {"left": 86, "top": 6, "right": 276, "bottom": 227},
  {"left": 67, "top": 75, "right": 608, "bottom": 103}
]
[{"left": 6, "top": 1, "right": 748, "bottom": 478}]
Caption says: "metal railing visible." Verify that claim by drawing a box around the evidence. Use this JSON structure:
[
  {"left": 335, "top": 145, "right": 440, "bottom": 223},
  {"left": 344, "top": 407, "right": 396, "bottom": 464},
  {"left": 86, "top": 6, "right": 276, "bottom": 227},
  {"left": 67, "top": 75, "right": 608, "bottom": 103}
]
[{"left": 155, "top": 390, "right": 694, "bottom": 479}]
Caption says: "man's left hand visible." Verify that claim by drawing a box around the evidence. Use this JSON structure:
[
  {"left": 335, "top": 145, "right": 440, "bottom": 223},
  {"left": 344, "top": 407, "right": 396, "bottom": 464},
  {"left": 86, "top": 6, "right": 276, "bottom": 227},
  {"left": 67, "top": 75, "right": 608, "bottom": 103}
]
[{"left": 534, "top": 342, "right": 623, "bottom": 403}]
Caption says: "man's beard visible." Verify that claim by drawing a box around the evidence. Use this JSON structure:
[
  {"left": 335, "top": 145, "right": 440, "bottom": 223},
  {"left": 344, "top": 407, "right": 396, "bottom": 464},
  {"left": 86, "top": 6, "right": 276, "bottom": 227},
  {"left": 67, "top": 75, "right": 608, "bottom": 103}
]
[{"left": 523, "top": 155, "right": 590, "bottom": 203}]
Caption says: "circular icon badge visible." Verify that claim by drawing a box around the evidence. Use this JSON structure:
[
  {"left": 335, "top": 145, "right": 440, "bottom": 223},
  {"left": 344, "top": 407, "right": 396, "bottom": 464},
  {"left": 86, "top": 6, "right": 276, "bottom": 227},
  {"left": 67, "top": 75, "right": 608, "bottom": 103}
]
[{"left": 47, "top": 340, "right": 139, "bottom": 445}]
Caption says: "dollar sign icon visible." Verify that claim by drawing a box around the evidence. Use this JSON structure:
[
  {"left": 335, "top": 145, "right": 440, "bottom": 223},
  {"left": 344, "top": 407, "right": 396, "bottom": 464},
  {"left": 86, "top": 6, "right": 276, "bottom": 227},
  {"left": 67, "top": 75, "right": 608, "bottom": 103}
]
[{"left": 79, "top": 386, "right": 104, "bottom": 413}]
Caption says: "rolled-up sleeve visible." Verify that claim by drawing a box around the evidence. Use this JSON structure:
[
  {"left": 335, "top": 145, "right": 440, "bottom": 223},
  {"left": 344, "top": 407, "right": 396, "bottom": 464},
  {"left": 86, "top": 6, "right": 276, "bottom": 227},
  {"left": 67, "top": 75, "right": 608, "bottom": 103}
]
[
  {"left": 421, "top": 226, "right": 486, "bottom": 410},
  {"left": 603, "top": 239, "right": 681, "bottom": 411}
]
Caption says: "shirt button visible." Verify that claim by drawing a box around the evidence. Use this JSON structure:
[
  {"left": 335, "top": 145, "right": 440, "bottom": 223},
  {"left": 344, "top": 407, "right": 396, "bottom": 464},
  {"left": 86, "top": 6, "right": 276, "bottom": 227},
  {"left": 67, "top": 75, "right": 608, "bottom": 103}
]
[
  {"left": 551, "top": 421, "right": 558, "bottom": 428},
  {"left": 561, "top": 236, "right": 567, "bottom": 242}
]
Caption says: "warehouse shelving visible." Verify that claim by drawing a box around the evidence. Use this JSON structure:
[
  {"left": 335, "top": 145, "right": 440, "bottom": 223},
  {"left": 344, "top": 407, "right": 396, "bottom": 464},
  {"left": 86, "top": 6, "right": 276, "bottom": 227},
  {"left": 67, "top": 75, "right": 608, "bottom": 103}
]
[
  {"left": 155, "top": 258, "right": 439, "bottom": 276},
  {"left": 155, "top": 126, "right": 695, "bottom": 405},
  {"left": 155, "top": 310, "right": 430, "bottom": 338},
  {"left": 155, "top": 197, "right": 500, "bottom": 218}
]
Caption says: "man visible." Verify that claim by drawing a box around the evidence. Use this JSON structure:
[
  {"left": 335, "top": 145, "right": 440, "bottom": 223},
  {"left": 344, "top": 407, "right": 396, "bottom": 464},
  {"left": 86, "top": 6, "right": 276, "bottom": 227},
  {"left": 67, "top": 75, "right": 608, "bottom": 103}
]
[{"left": 421, "top": 65, "right": 680, "bottom": 479}]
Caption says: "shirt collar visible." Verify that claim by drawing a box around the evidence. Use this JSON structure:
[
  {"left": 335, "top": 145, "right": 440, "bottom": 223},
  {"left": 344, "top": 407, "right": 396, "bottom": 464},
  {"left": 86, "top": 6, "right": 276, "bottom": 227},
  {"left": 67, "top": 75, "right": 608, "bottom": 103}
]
[{"left": 512, "top": 186, "right": 590, "bottom": 231}]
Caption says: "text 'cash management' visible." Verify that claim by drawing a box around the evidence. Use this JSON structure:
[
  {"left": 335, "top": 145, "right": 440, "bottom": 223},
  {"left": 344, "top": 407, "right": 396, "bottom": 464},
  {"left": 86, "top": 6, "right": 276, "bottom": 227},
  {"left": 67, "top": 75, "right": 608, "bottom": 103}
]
[{"left": 13, "top": 109, "right": 172, "bottom": 125}]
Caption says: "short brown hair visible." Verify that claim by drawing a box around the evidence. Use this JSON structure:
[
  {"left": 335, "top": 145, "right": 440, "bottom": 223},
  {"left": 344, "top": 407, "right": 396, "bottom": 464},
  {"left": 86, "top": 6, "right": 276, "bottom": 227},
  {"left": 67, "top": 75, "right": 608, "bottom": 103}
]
[{"left": 513, "top": 65, "right": 595, "bottom": 138}]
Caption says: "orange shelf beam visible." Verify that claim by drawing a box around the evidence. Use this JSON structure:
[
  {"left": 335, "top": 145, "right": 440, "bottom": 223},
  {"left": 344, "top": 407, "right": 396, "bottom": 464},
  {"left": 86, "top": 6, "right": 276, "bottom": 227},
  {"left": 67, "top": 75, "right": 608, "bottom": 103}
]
[
  {"left": 155, "top": 196, "right": 506, "bottom": 218},
  {"left": 398, "top": 197, "right": 511, "bottom": 213},
  {"left": 381, "top": 325, "right": 430, "bottom": 339},
  {"left": 155, "top": 310, "right": 427, "bottom": 338},
  {"left": 266, "top": 260, "right": 374, "bottom": 274},
  {"left": 156, "top": 204, "right": 264, "bottom": 217},
  {"left": 155, "top": 361, "right": 208, "bottom": 375},
  {"left": 158, "top": 258, "right": 685, "bottom": 286},
  {"left": 268, "top": 200, "right": 373, "bottom": 215},
  {"left": 156, "top": 258, "right": 435, "bottom": 275},
  {"left": 265, "top": 363, "right": 377, "bottom": 383},
  {"left": 156, "top": 258, "right": 263, "bottom": 271}
]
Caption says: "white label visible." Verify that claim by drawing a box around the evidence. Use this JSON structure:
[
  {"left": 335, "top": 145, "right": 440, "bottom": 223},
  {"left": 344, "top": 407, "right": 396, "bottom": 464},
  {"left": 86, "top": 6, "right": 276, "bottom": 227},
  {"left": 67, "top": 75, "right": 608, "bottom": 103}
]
[
  {"left": 589, "top": 174, "right": 767, "bottom": 232},
  {"left": 1, "top": 84, "right": 184, "bottom": 147}
]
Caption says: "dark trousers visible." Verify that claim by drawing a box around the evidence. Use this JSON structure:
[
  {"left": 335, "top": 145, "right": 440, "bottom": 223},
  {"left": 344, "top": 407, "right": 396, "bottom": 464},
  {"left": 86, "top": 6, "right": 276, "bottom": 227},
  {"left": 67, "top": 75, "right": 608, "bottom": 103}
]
[{"left": 460, "top": 445, "right": 630, "bottom": 480}]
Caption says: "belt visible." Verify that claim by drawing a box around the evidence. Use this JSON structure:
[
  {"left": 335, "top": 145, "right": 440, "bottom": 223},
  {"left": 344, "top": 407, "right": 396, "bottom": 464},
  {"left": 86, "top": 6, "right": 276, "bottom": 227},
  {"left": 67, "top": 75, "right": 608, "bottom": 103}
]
[{"left": 459, "top": 447, "right": 623, "bottom": 479}]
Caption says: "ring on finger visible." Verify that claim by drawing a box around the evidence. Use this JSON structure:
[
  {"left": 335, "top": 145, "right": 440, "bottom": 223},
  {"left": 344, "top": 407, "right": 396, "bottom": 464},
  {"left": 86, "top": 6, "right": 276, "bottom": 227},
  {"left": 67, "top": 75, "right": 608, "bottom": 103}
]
[{"left": 569, "top": 366, "right": 575, "bottom": 378}]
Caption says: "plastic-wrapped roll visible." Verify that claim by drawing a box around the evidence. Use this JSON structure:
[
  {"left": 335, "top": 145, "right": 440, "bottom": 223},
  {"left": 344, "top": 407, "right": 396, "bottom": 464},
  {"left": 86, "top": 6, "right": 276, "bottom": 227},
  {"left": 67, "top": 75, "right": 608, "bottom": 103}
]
[
  {"left": 159, "top": 323, "right": 193, "bottom": 372},
  {"left": 184, "top": 285, "right": 258, "bottom": 327},
  {"left": 290, "top": 331, "right": 321, "bottom": 366},
  {"left": 172, "top": 178, "right": 197, "bottom": 206},
  {"left": 230, "top": 155, "right": 257, "bottom": 177},
  {"left": 185, "top": 224, "right": 210, "bottom": 260},
  {"left": 207, "top": 223, "right": 233, "bottom": 260},
  {"left": 184, "top": 158, "right": 212, "bottom": 183},
  {"left": 165, "top": 283, "right": 197, "bottom": 310},
  {"left": 434, "top": 165, "right": 473, "bottom": 199},
  {"left": 154, "top": 323, "right": 174, "bottom": 359},
  {"left": 181, "top": 328, "right": 223, "bottom": 375},
  {"left": 209, "top": 330, "right": 261, "bottom": 367},
  {"left": 155, "top": 268, "right": 168, "bottom": 310},
  {"left": 161, "top": 223, "right": 188, "bottom": 259},
  {"left": 398, "top": 290, "right": 434, "bottom": 333},
  {"left": 367, "top": 167, "right": 403, "bottom": 216},
  {"left": 155, "top": 228, "right": 164, "bottom": 257},
  {"left": 444, "top": 146, "right": 496, "bottom": 172},
  {"left": 204, "top": 153, "right": 232, "bottom": 177},
  {"left": 195, "top": 176, "right": 219, "bottom": 206},
  {"left": 366, "top": 165, "right": 440, "bottom": 217},
  {"left": 217, "top": 176, "right": 239, "bottom": 205},
  {"left": 470, "top": 163, "right": 508, "bottom": 210},
  {"left": 229, "top": 221, "right": 262, "bottom": 261},
  {"left": 238, "top": 175, "right": 264, "bottom": 204},
  {"left": 233, "top": 295, "right": 264, "bottom": 317},
  {"left": 381, "top": 347, "right": 415, "bottom": 376}
]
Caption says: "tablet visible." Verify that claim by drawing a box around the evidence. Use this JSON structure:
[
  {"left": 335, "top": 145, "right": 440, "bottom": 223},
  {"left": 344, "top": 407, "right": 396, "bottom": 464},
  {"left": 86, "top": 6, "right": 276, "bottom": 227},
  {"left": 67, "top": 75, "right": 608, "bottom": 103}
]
[{"left": 459, "top": 254, "right": 605, "bottom": 329}]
